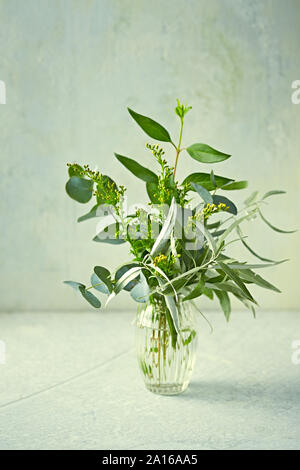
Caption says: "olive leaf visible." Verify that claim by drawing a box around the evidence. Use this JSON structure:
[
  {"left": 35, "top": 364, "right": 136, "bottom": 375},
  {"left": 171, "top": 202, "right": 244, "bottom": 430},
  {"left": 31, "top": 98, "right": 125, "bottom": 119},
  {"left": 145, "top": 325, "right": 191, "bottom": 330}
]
[
  {"left": 262, "top": 190, "right": 286, "bottom": 200},
  {"left": 217, "top": 262, "right": 256, "bottom": 304},
  {"left": 183, "top": 278, "right": 204, "bottom": 301},
  {"left": 236, "top": 226, "right": 287, "bottom": 263},
  {"left": 238, "top": 269, "right": 280, "bottom": 293},
  {"left": 214, "top": 290, "right": 231, "bottom": 321},
  {"left": 258, "top": 209, "right": 297, "bottom": 234}
]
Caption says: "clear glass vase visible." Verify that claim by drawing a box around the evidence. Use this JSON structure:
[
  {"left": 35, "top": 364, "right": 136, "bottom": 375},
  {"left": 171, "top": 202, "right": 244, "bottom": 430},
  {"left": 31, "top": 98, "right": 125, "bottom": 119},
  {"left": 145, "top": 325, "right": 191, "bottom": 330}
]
[{"left": 136, "top": 297, "right": 198, "bottom": 395}]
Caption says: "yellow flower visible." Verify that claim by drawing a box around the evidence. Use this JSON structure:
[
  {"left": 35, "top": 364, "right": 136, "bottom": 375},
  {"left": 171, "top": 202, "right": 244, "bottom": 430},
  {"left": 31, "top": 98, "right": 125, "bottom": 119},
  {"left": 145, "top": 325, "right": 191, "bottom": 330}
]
[{"left": 153, "top": 254, "right": 167, "bottom": 266}]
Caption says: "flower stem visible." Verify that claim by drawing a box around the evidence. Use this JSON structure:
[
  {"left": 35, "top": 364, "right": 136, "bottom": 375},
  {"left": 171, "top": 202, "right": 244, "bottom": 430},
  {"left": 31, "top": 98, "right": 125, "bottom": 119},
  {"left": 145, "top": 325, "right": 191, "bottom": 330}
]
[{"left": 173, "top": 118, "right": 184, "bottom": 178}]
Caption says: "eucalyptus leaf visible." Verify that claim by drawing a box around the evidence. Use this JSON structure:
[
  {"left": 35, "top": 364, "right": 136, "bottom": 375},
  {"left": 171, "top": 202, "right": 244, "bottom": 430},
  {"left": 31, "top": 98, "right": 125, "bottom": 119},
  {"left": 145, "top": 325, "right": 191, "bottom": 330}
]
[
  {"left": 130, "top": 271, "right": 150, "bottom": 303},
  {"left": 78, "top": 286, "right": 101, "bottom": 308},
  {"left": 210, "top": 170, "right": 217, "bottom": 188},
  {"left": 90, "top": 272, "right": 110, "bottom": 295},
  {"left": 221, "top": 181, "right": 248, "bottom": 191},
  {"left": 146, "top": 181, "right": 160, "bottom": 203},
  {"left": 78, "top": 205, "right": 99, "bottom": 223},
  {"left": 212, "top": 195, "right": 237, "bottom": 215},
  {"left": 187, "top": 143, "right": 231, "bottom": 164},
  {"left": 115, "top": 153, "right": 158, "bottom": 183},
  {"left": 64, "top": 281, "right": 101, "bottom": 308},
  {"left": 191, "top": 183, "right": 213, "bottom": 205},
  {"left": 93, "top": 223, "right": 125, "bottom": 244},
  {"left": 206, "top": 221, "right": 221, "bottom": 230},
  {"left": 183, "top": 172, "right": 233, "bottom": 191},
  {"left": 94, "top": 266, "right": 113, "bottom": 293},
  {"left": 128, "top": 108, "right": 172, "bottom": 142},
  {"left": 212, "top": 229, "right": 226, "bottom": 237},
  {"left": 68, "top": 164, "right": 83, "bottom": 177},
  {"left": 66, "top": 176, "right": 93, "bottom": 203}
]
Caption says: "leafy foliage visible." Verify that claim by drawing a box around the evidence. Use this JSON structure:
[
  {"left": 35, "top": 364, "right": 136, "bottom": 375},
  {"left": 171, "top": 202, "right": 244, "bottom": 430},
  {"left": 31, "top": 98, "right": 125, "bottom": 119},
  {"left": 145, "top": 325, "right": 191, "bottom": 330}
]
[{"left": 64, "top": 99, "right": 295, "bottom": 347}]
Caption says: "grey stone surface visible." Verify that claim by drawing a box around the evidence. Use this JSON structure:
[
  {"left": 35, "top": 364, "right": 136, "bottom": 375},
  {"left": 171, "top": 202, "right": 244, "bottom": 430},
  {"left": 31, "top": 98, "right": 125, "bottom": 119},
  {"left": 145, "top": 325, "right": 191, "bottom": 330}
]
[{"left": 0, "top": 311, "right": 299, "bottom": 450}]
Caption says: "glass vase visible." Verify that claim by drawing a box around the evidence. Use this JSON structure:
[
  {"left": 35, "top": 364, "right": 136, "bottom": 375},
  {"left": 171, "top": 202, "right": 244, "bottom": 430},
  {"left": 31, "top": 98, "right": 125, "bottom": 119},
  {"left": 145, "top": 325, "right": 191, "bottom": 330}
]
[{"left": 136, "top": 297, "right": 198, "bottom": 395}]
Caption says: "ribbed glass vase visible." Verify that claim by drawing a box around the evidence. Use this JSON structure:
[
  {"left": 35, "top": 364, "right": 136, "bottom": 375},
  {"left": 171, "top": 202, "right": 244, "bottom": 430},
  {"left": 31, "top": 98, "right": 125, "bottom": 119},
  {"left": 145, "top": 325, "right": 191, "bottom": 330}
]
[{"left": 136, "top": 297, "right": 198, "bottom": 395}]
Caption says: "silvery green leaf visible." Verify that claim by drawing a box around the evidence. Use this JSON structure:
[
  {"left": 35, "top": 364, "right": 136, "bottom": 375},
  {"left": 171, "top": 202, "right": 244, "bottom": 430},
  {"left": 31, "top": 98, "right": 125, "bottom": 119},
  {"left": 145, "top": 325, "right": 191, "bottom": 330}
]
[
  {"left": 258, "top": 209, "right": 297, "bottom": 234},
  {"left": 218, "top": 262, "right": 256, "bottom": 304},
  {"left": 64, "top": 281, "right": 101, "bottom": 308},
  {"left": 151, "top": 263, "right": 178, "bottom": 301},
  {"left": 236, "top": 226, "right": 287, "bottom": 263},
  {"left": 238, "top": 270, "right": 281, "bottom": 293},
  {"left": 90, "top": 272, "right": 110, "bottom": 295},
  {"left": 222, "top": 260, "right": 287, "bottom": 269},
  {"left": 262, "top": 190, "right": 286, "bottom": 200},
  {"left": 130, "top": 272, "right": 150, "bottom": 303},
  {"left": 164, "top": 294, "right": 179, "bottom": 334},
  {"left": 244, "top": 191, "right": 259, "bottom": 206},
  {"left": 94, "top": 266, "right": 113, "bottom": 293},
  {"left": 114, "top": 266, "right": 142, "bottom": 294},
  {"left": 217, "top": 214, "right": 251, "bottom": 249},
  {"left": 115, "top": 264, "right": 140, "bottom": 291},
  {"left": 191, "top": 183, "right": 213, "bottom": 205},
  {"left": 215, "top": 290, "right": 231, "bottom": 321},
  {"left": 150, "top": 197, "right": 177, "bottom": 257}
]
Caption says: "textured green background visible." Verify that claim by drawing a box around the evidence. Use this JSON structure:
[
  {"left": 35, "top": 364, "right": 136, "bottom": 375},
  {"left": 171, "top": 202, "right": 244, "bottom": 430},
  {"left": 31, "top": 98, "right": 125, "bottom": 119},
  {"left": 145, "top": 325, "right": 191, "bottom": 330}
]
[{"left": 0, "top": 0, "right": 299, "bottom": 311}]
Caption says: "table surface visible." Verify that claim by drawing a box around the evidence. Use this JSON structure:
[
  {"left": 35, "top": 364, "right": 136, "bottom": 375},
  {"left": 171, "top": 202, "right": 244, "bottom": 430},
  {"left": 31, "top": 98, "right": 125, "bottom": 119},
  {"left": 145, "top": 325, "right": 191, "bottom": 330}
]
[{"left": 0, "top": 311, "right": 299, "bottom": 450}]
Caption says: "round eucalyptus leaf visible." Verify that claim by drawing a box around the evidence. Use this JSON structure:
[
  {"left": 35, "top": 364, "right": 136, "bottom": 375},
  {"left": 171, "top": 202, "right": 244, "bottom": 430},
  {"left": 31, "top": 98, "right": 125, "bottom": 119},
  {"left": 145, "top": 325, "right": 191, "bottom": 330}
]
[
  {"left": 130, "top": 272, "right": 150, "bottom": 303},
  {"left": 78, "top": 285, "right": 101, "bottom": 308},
  {"left": 212, "top": 195, "right": 237, "bottom": 215},
  {"left": 66, "top": 176, "right": 93, "bottom": 203},
  {"left": 90, "top": 272, "right": 110, "bottom": 295}
]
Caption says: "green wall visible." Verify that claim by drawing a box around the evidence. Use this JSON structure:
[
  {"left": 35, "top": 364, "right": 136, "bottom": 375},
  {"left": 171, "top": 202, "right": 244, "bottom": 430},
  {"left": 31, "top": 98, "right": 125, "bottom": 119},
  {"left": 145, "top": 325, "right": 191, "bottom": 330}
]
[{"left": 0, "top": 0, "right": 299, "bottom": 311}]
